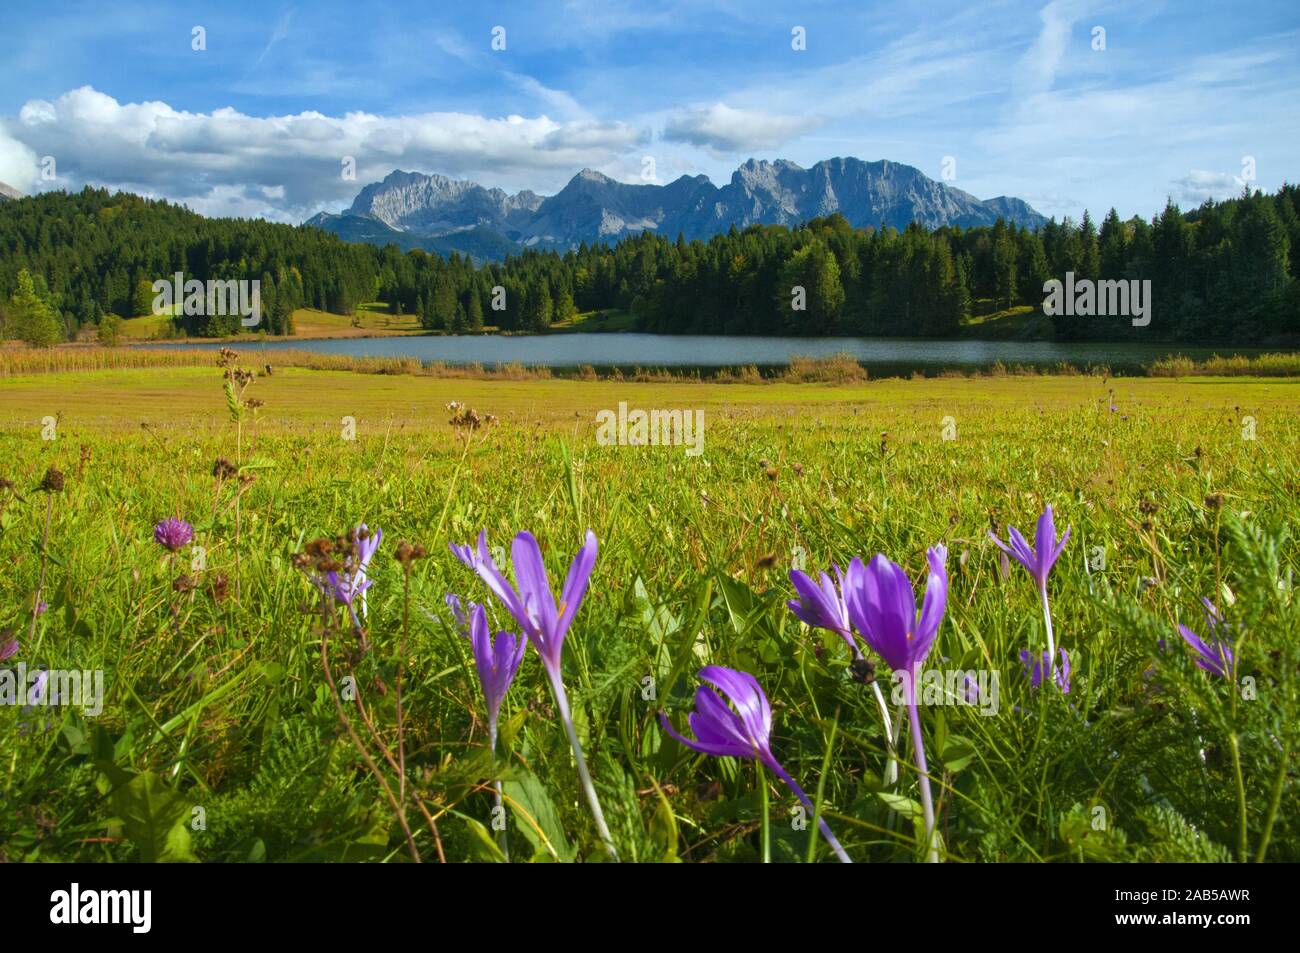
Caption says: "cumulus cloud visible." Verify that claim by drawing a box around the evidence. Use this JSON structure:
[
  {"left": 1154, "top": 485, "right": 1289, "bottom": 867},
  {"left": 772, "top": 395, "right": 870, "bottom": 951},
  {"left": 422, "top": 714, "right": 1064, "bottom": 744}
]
[
  {"left": 1170, "top": 170, "right": 1249, "bottom": 206},
  {"left": 0, "top": 86, "right": 648, "bottom": 220},
  {"left": 663, "top": 102, "right": 824, "bottom": 152},
  {"left": 0, "top": 125, "right": 38, "bottom": 192}
]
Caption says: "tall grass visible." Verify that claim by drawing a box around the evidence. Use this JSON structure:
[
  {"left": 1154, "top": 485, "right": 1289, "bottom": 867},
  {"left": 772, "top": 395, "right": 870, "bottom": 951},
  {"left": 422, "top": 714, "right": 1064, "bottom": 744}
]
[
  {"left": 5, "top": 345, "right": 1299, "bottom": 382},
  {"left": 1146, "top": 352, "right": 1300, "bottom": 377}
]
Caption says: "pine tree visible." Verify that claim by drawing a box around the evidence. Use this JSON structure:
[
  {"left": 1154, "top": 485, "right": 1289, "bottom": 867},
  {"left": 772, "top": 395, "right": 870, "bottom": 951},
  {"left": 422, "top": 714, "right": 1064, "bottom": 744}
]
[{"left": 10, "top": 270, "right": 63, "bottom": 347}]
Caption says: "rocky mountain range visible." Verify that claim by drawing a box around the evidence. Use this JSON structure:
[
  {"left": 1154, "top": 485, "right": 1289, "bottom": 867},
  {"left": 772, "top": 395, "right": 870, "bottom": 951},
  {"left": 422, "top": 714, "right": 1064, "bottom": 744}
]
[
  {"left": 0, "top": 181, "right": 24, "bottom": 201},
  {"left": 307, "top": 157, "right": 1046, "bottom": 260}
]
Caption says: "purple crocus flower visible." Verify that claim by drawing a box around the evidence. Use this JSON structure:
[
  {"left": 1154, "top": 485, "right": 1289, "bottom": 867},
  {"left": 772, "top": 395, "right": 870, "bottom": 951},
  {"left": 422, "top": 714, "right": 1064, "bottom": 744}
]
[
  {"left": 153, "top": 517, "right": 194, "bottom": 552},
  {"left": 989, "top": 505, "right": 1071, "bottom": 592},
  {"left": 989, "top": 505, "right": 1070, "bottom": 674},
  {"left": 787, "top": 566, "right": 854, "bottom": 652},
  {"left": 659, "top": 665, "right": 851, "bottom": 864},
  {"left": 844, "top": 545, "right": 948, "bottom": 678},
  {"left": 1020, "top": 647, "right": 1071, "bottom": 693},
  {"left": 464, "top": 602, "right": 526, "bottom": 742},
  {"left": 445, "top": 592, "right": 469, "bottom": 632},
  {"left": 789, "top": 563, "right": 900, "bottom": 784},
  {"left": 452, "top": 529, "right": 597, "bottom": 680},
  {"left": 0, "top": 635, "right": 18, "bottom": 661},
  {"left": 452, "top": 528, "right": 616, "bottom": 860},
  {"left": 843, "top": 544, "right": 948, "bottom": 862},
  {"left": 1178, "top": 599, "right": 1235, "bottom": 678},
  {"left": 458, "top": 600, "right": 526, "bottom": 861}
]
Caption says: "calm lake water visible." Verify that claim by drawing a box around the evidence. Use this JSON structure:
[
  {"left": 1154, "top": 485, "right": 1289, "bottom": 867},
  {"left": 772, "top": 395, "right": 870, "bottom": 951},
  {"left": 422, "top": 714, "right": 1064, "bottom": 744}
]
[{"left": 151, "top": 333, "right": 1263, "bottom": 373}]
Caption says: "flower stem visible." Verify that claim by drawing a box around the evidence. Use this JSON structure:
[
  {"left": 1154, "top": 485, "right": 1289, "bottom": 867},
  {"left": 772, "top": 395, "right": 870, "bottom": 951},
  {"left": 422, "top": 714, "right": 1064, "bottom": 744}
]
[
  {"left": 489, "top": 720, "right": 509, "bottom": 862},
  {"left": 548, "top": 671, "right": 619, "bottom": 861},
  {"left": 904, "top": 673, "right": 939, "bottom": 862},
  {"left": 1227, "top": 730, "right": 1248, "bottom": 862},
  {"left": 1039, "top": 583, "right": 1056, "bottom": 662},
  {"left": 871, "top": 679, "right": 899, "bottom": 786}
]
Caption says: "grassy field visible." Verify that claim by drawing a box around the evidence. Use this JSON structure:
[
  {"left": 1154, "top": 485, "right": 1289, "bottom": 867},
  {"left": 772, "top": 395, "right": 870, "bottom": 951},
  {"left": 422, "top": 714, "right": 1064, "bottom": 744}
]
[
  {"left": 1, "top": 362, "right": 1296, "bottom": 862},
  {"left": 116, "top": 303, "right": 426, "bottom": 342}
]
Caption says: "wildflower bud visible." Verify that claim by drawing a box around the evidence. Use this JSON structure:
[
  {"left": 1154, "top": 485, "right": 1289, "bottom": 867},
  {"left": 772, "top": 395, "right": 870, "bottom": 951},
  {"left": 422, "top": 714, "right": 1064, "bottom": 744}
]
[
  {"left": 1204, "top": 493, "right": 1224, "bottom": 510},
  {"left": 764, "top": 466, "right": 778, "bottom": 481},
  {"left": 212, "top": 457, "right": 237, "bottom": 480},
  {"left": 791, "top": 462, "right": 804, "bottom": 477},
  {"left": 39, "top": 467, "right": 64, "bottom": 493},
  {"left": 173, "top": 574, "right": 197, "bottom": 592},
  {"left": 395, "top": 541, "right": 415, "bottom": 564}
]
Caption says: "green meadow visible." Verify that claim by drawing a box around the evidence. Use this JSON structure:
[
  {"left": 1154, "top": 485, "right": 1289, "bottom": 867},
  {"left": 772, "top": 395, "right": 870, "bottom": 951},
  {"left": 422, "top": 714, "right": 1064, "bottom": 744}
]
[{"left": 1, "top": 361, "right": 1296, "bottom": 862}]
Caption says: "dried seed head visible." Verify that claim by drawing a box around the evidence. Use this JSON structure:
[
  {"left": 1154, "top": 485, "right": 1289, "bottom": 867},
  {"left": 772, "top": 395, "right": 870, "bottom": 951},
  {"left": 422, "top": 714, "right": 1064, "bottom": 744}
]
[
  {"left": 756, "top": 551, "right": 777, "bottom": 569},
  {"left": 206, "top": 572, "right": 230, "bottom": 601},
  {"left": 764, "top": 466, "right": 778, "bottom": 481},
  {"left": 1204, "top": 493, "right": 1225, "bottom": 510},
  {"left": 39, "top": 467, "right": 64, "bottom": 493},
  {"left": 212, "top": 457, "right": 238, "bottom": 480},
  {"left": 850, "top": 656, "right": 877, "bottom": 685}
]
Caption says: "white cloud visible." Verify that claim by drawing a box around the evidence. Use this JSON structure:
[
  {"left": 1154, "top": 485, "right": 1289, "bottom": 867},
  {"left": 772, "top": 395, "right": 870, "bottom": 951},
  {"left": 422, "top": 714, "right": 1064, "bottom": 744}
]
[
  {"left": 1170, "top": 170, "right": 1248, "bottom": 206},
  {"left": 0, "top": 125, "right": 38, "bottom": 191},
  {"left": 1018, "top": 0, "right": 1083, "bottom": 94},
  {"left": 663, "top": 102, "right": 824, "bottom": 152},
  {"left": 1, "top": 86, "right": 647, "bottom": 220}
]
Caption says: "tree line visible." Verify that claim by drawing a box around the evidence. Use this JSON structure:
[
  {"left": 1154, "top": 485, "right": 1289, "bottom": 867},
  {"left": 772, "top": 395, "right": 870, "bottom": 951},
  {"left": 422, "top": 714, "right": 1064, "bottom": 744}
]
[{"left": 2, "top": 183, "right": 1297, "bottom": 345}]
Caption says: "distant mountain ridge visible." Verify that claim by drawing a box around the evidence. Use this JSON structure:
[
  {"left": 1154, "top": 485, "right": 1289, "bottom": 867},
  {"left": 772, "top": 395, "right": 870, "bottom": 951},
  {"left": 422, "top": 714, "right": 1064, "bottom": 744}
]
[
  {"left": 308, "top": 157, "right": 1047, "bottom": 260},
  {"left": 0, "top": 181, "right": 24, "bottom": 201}
]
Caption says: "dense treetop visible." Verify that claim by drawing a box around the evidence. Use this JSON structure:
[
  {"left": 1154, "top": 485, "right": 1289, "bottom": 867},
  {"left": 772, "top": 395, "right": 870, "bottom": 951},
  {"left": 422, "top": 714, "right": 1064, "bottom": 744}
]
[{"left": 2, "top": 184, "right": 1296, "bottom": 344}]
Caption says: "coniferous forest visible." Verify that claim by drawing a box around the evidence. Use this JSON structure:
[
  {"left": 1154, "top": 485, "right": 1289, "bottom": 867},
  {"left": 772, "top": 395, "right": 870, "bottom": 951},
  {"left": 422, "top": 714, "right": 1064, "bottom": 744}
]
[{"left": 1, "top": 183, "right": 1297, "bottom": 344}]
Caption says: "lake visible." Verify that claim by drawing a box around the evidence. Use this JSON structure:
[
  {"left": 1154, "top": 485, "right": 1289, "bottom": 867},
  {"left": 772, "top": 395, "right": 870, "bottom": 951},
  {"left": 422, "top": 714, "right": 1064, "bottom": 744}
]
[{"left": 148, "top": 333, "right": 1265, "bottom": 373}]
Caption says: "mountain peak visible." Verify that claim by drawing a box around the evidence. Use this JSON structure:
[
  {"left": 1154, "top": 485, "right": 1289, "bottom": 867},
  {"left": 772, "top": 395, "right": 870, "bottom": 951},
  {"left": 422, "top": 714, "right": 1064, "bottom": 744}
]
[
  {"left": 0, "top": 181, "right": 24, "bottom": 201},
  {"left": 317, "top": 157, "right": 1046, "bottom": 259}
]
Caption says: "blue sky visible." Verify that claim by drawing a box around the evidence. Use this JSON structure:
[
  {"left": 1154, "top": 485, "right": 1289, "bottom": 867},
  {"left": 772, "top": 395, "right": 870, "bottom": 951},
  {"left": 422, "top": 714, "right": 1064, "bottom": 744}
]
[{"left": 0, "top": 0, "right": 1296, "bottom": 224}]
